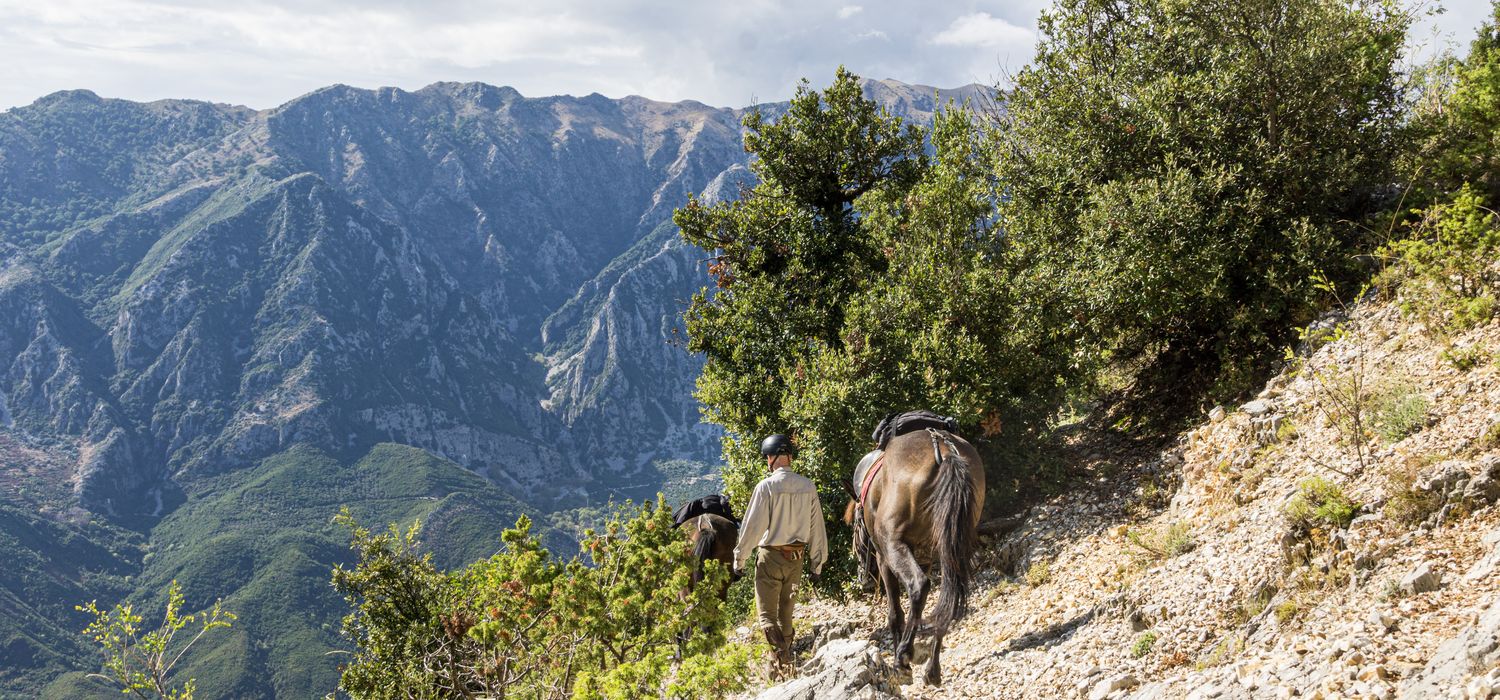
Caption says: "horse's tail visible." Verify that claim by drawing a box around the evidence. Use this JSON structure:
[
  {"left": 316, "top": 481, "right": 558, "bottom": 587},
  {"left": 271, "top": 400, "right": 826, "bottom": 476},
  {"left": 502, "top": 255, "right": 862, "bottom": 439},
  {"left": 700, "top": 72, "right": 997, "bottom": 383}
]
[
  {"left": 927, "top": 431, "right": 977, "bottom": 635},
  {"left": 690, "top": 516, "right": 716, "bottom": 585}
]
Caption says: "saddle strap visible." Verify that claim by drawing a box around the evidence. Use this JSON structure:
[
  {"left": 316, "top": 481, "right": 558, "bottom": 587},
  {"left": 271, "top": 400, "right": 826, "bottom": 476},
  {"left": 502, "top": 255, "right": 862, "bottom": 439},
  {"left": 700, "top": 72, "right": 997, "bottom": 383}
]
[
  {"left": 858, "top": 454, "right": 886, "bottom": 504},
  {"left": 927, "top": 427, "right": 945, "bottom": 465}
]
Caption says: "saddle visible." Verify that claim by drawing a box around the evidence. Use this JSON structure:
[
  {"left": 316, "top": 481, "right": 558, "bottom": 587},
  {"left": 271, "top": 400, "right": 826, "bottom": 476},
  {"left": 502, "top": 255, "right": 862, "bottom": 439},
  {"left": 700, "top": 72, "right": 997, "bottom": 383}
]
[
  {"left": 673, "top": 494, "right": 737, "bottom": 527},
  {"left": 871, "top": 410, "right": 959, "bottom": 449}
]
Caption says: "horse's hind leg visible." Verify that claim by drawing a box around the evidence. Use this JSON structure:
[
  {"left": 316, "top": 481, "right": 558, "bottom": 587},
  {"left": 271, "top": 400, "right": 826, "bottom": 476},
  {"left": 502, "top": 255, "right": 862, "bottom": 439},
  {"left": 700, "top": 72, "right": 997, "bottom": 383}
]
[
  {"left": 924, "top": 633, "right": 943, "bottom": 687},
  {"left": 882, "top": 539, "right": 929, "bottom": 671},
  {"left": 878, "top": 559, "right": 903, "bottom": 644}
]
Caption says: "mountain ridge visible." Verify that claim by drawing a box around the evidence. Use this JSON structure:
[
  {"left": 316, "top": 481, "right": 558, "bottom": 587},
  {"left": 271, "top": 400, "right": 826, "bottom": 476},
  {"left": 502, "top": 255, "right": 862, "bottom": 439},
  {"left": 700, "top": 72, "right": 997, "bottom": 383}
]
[{"left": 0, "top": 76, "right": 993, "bottom": 697}]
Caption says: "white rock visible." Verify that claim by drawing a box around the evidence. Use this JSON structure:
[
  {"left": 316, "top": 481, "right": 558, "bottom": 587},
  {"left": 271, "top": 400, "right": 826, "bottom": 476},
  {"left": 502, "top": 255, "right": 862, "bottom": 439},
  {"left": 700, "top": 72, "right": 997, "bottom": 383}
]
[
  {"left": 1401, "top": 562, "right": 1442, "bottom": 595},
  {"left": 1089, "top": 673, "right": 1139, "bottom": 700}
]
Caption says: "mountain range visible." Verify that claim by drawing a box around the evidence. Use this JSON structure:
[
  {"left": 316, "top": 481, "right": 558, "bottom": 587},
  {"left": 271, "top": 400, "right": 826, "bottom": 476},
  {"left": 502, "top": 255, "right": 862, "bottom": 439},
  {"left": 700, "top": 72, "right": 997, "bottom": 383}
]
[{"left": 0, "top": 78, "right": 987, "bottom": 696}]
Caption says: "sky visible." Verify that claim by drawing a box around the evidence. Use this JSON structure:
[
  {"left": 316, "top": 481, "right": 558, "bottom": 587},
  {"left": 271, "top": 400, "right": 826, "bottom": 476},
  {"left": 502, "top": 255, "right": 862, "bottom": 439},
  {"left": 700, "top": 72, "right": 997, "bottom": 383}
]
[{"left": 0, "top": 0, "right": 1493, "bottom": 111}]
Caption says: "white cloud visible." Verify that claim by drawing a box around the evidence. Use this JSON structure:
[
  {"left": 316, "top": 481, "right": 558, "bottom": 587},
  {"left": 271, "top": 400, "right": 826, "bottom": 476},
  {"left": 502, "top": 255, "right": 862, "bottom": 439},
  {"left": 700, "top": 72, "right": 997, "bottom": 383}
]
[
  {"left": 931, "top": 11, "right": 1034, "bottom": 48},
  {"left": 0, "top": 0, "right": 1482, "bottom": 111}
]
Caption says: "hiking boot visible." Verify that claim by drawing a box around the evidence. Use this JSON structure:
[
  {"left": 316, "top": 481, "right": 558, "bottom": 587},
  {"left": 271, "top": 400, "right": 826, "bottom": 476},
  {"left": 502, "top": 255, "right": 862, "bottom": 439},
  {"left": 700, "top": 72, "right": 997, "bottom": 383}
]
[{"left": 763, "top": 652, "right": 786, "bottom": 681}]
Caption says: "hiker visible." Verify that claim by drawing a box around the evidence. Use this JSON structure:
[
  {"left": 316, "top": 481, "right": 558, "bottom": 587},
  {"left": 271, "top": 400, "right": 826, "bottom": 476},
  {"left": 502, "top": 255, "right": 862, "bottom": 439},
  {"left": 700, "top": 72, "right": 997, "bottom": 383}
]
[{"left": 733, "top": 433, "right": 828, "bottom": 678}]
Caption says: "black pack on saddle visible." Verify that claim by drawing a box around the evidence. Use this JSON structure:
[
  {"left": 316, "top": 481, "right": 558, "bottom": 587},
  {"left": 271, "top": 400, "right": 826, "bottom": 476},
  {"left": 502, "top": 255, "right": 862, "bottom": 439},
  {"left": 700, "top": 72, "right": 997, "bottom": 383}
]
[
  {"left": 672, "top": 493, "right": 737, "bottom": 527},
  {"left": 871, "top": 409, "right": 960, "bottom": 448}
]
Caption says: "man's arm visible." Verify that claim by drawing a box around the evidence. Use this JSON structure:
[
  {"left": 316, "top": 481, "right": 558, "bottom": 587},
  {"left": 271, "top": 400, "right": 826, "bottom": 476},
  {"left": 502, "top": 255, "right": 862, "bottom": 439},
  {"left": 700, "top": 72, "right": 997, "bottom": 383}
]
[
  {"left": 734, "top": 482, "right": 770, "bottom": 571},
  {"left": 807, "top": 492, "right": 828, "bottom": 575}
]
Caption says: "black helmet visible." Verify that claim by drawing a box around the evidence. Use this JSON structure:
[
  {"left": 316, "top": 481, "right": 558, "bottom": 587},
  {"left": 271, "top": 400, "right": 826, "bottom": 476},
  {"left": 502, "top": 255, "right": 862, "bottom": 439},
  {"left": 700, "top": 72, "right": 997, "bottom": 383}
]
[{"left": 759, "top": 434, "right": 796, "bottom": 457}]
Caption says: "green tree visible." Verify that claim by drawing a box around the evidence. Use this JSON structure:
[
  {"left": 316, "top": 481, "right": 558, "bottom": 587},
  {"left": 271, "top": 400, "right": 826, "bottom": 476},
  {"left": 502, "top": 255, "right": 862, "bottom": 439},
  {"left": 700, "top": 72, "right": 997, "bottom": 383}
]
[
  {"left": 75, "top": 580, "right": 235, "bottom": 700},
  {"left": 332, "top": 500, "right": 741, "bottom": 699},
  {"left": 1382, "top": 184, "right": 1500, "bottom": 330},
  {"left": 676, "top": 70, "right": 1080, "bottom": 585},
  {"left": 674, "top": 67, "right": 928, "bottom": 502},
  {"left": 993, "top": 0, "right": 1410, "bottom": 397},
  {"left": 1414, "top": 2, "right": 1500, "bottom": 200}
]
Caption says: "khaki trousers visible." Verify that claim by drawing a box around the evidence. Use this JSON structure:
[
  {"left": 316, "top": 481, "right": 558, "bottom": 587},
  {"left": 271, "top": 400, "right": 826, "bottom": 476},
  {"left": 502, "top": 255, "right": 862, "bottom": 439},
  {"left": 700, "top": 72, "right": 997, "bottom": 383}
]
[{"left": 754, "top": 547, "right": 802, "bottom": 662}]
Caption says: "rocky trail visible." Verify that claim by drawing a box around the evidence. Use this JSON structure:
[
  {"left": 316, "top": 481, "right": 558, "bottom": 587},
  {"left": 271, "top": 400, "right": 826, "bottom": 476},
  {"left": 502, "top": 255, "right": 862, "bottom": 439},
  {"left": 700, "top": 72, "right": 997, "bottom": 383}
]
[{"left": 742, "top": 299, "right": 1500, "bottom": 699}]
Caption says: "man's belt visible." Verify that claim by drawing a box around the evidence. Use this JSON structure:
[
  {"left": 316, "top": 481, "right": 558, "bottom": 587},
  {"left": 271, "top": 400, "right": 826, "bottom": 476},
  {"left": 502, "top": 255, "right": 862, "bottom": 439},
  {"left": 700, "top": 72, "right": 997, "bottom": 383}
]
[{"left": 767, "top": 543, "right": 806, "bottom": 560}]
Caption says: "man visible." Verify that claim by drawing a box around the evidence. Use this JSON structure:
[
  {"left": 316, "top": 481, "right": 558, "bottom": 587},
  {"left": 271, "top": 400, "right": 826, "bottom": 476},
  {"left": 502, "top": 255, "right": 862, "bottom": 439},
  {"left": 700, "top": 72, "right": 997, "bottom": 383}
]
[{"left": 733, "top": 433, "right": 828, "bottom": 677}]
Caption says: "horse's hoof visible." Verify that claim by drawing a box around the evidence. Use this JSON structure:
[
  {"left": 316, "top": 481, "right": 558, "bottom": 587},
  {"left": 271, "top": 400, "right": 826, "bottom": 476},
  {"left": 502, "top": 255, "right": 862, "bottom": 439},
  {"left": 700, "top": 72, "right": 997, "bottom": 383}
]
[
  {"left": 893, "top": 663, "right": 914, "bottom": 684},
  {"left": 924, "top": 669, "right": 942, "bottom": 687}
]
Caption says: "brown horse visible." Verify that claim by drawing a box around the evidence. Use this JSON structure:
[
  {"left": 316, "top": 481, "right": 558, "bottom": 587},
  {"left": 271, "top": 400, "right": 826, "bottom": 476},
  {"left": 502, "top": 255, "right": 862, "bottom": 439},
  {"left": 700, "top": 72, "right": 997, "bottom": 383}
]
[
  {"left": 845, "top": 428, "right": 985, "bottom": 686},
  {"left": 680, "top": 513, "right": 739, "bottom": 599}
]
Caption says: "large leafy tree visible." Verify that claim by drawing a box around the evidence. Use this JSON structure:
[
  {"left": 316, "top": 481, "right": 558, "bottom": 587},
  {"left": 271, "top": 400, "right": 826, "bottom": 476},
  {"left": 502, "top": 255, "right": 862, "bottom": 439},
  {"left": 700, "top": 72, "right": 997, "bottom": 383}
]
[
  {"left": 676, "top": 70, "right": 1079, "bottom": 581},
  {"left": 993, "top": 0, "right": 1409, "bottom": 396},
  {"left": 674, "top": 67, "right": 928, "bottom": 504}
]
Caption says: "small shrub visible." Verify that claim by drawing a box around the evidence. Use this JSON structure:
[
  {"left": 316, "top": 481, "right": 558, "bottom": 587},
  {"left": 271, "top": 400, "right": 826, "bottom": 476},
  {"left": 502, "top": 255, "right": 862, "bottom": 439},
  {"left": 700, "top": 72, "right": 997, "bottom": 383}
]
[
  {"left": 1371, "top": 385, "right": 1429, "bottom": 443},
  {"left": 1289, "top": 308, "right": 1377, "bottom": 470},
  {"left": 332, "top": 500, "right": 738, "bottom": 699},
  {"left": 1285, "top": 477, "right": 1359, "bottom": 531},
  {"left": 1126, "top": 523, "right": 1196, "bottom": 560},
  {"left": 1441, "top": 344, "right": 1489, "bottom": 372},
  {"left": 1131, "top": 631, "right": 1157, "bottom": 658},
  {"left": 1383, "top": 185, "right": 1500, "bottom": 333},
  {"left": 665, "top": 642, "right": 756, "bottom": 699},
  {"left": 1479, "top": 422, "right": 1500, "bottom": 451},
  {"left": 76, "top": 580, "right": 235, "bottom": 700},
  {"left": 1231, "top": 588, "right": 1274, "bottom": 625},
  {"left": 1382, "top": 457, "right": 1444, "bottom": 526},
  {"left": 1025, "top": 559, "right": 1052, "bottom": 587},
  {"left": 1275, "top": 418, "right": 1300, "bottom": 443},
  {"left": 1128, "top": 472, "right": 1178, "bottom": 518},
  {"left": 1273, "top": 600, "right": 1300, "bottom": 624},
  {"left": 1196, "top": 633, "right": 1245, "bottom": 670}
]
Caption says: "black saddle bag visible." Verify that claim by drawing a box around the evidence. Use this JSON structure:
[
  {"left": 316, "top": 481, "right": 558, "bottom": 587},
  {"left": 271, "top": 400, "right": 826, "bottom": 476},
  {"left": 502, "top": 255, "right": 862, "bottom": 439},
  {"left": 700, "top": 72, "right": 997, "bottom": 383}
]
[
  {"left": 871, "top": 410, "right": 960, "bottom": 448},
  {"left": 672, "top": 493, "right": 737, "bottom": 527}
]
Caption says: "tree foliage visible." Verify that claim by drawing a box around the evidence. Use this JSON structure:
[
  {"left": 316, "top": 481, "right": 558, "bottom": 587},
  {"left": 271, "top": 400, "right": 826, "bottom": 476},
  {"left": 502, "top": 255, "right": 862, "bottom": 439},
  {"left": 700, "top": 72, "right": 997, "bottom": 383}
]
[
  {"left": 331, "top": 500, "right": 743, "bottom": 699},
  {"left": 1385, "top": 6, "right": 1500, "bottom": 332},
  {"left": 75, "top": 580, "right": 235, "bottom": 700},
  {"left": 675, "top": 70, "right": 1081, "bottom": 584},
  {"left": 993, "top": 0, "right": 1410, "bottom": 394},
  {"left": 1412, "top": 2, "right": 1500, "bottom": 200}
]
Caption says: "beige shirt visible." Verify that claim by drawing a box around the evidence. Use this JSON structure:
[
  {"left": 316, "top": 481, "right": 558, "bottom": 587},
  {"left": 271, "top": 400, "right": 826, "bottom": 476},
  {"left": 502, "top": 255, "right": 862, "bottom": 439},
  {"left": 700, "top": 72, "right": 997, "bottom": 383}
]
[{"left": 734, "top": 467, "right": 829, "bottom": 574}]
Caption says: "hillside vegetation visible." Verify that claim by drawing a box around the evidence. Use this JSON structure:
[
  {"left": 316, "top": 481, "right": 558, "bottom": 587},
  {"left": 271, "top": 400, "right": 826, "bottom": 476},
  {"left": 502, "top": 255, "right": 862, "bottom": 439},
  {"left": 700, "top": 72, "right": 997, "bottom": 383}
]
[
  {"left": 28, "top": 0, "right": 1500, "bottom": 697},
  {"left": 305, "top": 0, "right": 1500, "bottom": 698}
]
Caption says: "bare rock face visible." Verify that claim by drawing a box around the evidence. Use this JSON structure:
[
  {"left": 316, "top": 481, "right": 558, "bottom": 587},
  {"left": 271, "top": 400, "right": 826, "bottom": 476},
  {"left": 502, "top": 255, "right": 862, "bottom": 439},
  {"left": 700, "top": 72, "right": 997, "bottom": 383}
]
[
  {"left": 1, "top": 78, "right": 981, "bottom": 515},
  {"left": 755, "top": 639, "right": 903, "bottom": 700}
]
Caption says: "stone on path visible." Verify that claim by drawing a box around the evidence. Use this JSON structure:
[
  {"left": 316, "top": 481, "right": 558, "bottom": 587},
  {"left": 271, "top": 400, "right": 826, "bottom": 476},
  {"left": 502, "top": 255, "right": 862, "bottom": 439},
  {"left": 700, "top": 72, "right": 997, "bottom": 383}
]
[
  {"left": 1400, "top": 562, "right": 1442, "bottom": 596},
  {"left": 755, "top": 639, "right": 902, "bottom": 700}
]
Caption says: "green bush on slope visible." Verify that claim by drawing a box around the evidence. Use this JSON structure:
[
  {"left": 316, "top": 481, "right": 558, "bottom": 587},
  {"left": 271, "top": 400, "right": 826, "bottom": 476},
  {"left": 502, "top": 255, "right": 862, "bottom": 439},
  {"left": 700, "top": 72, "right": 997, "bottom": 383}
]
[{"left": 332, "top": 498, "right": 745, "bottom": 700}]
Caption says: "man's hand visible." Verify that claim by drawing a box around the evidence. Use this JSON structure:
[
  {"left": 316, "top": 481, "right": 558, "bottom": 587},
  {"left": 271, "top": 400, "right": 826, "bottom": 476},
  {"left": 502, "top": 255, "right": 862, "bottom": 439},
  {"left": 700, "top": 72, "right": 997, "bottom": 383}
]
[{"left": 808, "top": 571, "right": 821, "bottom": 584}]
